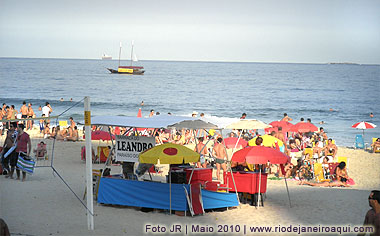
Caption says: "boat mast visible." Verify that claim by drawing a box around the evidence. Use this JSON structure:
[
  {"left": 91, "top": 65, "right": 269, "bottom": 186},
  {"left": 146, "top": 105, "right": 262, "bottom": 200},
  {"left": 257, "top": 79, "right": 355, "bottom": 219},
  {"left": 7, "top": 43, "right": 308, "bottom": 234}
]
[
  {"left": 130, "top": 40, "right": 134, "bottom": 67},
  {"left": 118, "top": 42, "right": 122, "bottom": 68}
]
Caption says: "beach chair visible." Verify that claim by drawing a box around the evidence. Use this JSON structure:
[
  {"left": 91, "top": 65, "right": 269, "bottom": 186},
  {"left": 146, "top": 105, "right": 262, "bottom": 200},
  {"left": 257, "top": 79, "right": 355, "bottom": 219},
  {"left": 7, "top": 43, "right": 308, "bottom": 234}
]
[
  {"left": 33, "top": 142, "right": 48, "bottom": 160},
  {"left": 337, "top": 156, "right": 348, "bottom": 166},
  {"left": 303, "top": 148, "right": 313, "bottom": 159},
  {"left": 327, "top": 163, "right": 339, "bottom": 180},
  {"left": 59, "top": 120, "right": 68, "bottom": 128},
  {"left": 313, "top": 163, "right": 330, "bottom": 183},
  {"left": 354, "top": 134, "right": 365, "bottom": 149},
  {"left": 372, "top": 138, "right": 380, "bottom": 153}
]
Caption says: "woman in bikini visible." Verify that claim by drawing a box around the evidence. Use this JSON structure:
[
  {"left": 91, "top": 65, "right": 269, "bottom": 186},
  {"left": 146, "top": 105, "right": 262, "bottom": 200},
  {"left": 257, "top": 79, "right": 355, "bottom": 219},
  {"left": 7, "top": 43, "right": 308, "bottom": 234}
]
[{"left": 298, "top": 161, "right": 350, "bottom": 187}]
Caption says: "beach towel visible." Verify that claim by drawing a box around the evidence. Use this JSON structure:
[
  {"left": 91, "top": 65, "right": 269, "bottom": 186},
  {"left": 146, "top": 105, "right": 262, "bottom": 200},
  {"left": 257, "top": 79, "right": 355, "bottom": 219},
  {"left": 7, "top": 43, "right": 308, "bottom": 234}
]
[
  {"left": 347, "top": 178, "right": 355, "bottom": 186},
  {"left": 3, "top": 146, "right": 16, "bottom": 158},
  {"left": 17, "top": 154, "right": 35, "bottom": 174}
]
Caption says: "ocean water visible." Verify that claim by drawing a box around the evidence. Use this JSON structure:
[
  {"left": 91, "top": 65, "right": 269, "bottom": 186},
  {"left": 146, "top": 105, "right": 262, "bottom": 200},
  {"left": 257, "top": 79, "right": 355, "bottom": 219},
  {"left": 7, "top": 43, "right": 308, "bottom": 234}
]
[{"left": 0, "top": 57, "right": 379, "bottom": 146}]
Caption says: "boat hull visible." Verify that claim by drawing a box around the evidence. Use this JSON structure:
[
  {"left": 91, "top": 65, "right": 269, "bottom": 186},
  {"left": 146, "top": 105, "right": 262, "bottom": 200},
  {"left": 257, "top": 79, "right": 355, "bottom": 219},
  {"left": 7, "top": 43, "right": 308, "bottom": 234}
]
[{"left": 107, "top": 68, "right": 145, "bottom": 75}]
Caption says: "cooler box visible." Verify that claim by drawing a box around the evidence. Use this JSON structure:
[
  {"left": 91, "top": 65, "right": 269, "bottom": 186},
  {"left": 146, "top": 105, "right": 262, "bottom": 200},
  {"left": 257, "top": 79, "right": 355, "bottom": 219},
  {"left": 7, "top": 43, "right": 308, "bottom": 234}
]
[
  {"left": 185, "top": 168, "right": 213, "bottom": 184},
  {"left": 224, "top": 172, "right": 267, "bottom": 194}
]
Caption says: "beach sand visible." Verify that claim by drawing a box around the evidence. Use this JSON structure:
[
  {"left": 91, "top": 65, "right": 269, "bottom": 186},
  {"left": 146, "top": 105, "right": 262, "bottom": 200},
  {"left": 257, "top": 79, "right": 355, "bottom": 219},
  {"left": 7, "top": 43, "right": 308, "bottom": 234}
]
[{"left": 1, "top": 132, "right": 380, "bottom": 236}]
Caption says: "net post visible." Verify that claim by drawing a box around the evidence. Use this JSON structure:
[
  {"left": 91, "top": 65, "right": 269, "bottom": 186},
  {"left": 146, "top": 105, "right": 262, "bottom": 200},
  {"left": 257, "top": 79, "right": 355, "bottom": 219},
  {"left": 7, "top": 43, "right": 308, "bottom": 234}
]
[{"left": 84, "top": 96, "right": 94, "bottom": 230}]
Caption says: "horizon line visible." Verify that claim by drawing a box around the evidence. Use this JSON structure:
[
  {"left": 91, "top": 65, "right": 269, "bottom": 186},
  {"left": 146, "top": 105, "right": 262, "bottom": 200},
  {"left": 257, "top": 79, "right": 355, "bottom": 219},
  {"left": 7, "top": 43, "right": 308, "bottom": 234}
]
[{"left": 0, "top": 56, "right": 379, "bottom": 66}]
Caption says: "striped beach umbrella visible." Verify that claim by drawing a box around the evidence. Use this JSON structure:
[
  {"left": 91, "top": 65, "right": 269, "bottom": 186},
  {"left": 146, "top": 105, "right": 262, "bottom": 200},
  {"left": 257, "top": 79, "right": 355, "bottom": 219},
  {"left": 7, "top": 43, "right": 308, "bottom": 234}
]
[
  {"left": 352, "top": 121, "right": 376, "bottom": 135},
  {"left": 352, "top": 121, "right": 376, "bottom": 129}
]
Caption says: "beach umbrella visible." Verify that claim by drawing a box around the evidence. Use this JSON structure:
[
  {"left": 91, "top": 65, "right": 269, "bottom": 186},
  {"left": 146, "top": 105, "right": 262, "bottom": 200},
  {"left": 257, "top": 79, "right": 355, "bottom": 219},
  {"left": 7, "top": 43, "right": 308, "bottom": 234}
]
[
  {"left": 248, "top": 134, "right": 284, "bottom": 149},
  {"left": 352, "top": 121, "right": 376, "bottom": 135},
  {"left": 288, "top": 122, "right": 318, "bottom": 133},
  {"left": 167, "top": 119, "right": 218, "bottom": 130},
  {"left": 224, "top": 119, "right": 271, "bottom": 154},
  {"left": 139, "top": 143, "right": 200, "bottom": 214},
  {"left": 225, "top": 119, "right": 271, "bottom": 130},
  {"left": 231, "top": 146, "right": 290, "bottom": 207},
  {"left": 139, "top": 143, "right": 200, "bottom": 164},
  {"left": 223, "top": 137, "right": 248, "bottom": 149},
  {"left": 231, "top": 146, "right": 289, "bottom": 164},
  {"left": 269, "top": 120, "right": 293, "bottom": 132},
  {"left": 84, "top": 130, "right": 114, "bottom": 141}
]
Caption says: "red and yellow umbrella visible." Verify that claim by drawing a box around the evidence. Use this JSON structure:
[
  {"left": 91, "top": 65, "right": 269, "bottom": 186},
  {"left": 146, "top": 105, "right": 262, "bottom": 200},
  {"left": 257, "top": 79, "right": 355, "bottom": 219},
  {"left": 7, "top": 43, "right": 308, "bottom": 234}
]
[{"left": 139, "top": 143, "right": 200, "bottom": 164}]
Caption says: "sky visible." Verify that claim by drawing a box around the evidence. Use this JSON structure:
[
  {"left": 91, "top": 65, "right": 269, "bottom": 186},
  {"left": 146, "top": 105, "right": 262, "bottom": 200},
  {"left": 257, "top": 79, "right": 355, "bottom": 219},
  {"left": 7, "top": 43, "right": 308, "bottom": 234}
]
[{"left": 0, "top": 0, "right": 379, "bottom": 64}]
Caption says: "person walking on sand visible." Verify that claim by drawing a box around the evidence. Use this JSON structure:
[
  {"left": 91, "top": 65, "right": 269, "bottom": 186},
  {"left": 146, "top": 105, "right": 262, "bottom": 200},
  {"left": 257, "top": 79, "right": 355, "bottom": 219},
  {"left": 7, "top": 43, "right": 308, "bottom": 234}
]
[
  {"left": 358, "top": 190, "right": 380, "bottom": 236},
  {"left": 15, "top": 123, "right": 31, "bottom": 181},
  {"left": 2, "top": 122, "right": 18, "bottom": 177},
  {"left": 213, "top": 137, "right": 227, "bottom": 181}
]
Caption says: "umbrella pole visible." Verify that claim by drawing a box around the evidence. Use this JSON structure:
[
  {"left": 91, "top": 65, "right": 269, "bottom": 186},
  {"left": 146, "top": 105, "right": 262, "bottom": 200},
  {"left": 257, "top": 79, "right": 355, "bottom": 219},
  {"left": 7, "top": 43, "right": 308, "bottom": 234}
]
[
  {"left": 170, "top": 170, "right": 172, "bottom": 215},
  {"left": 221, "top": 129, "right": 240, "bottom": 204},
  {"left": 284, "top": 178, "right": 292, "bottom": 208},
  {"left": 232, "top": 132, "right": 243, "bottom": 157},
  {"left": 257, "top": 167, "right": 261, "bottom": 208},
  {"left": 188, "top": 129, "right": 199, "bottom": 184}
]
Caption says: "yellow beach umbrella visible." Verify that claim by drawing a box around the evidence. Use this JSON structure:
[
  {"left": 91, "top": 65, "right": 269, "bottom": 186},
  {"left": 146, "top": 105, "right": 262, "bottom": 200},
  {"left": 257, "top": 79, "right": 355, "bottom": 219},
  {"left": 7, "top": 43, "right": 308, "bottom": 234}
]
[
  {"left": 139, "top": 143, "right": 200, "bottom": 164},
  {"left": 248, "top": 134, "right": 284, "bottom": 148}
]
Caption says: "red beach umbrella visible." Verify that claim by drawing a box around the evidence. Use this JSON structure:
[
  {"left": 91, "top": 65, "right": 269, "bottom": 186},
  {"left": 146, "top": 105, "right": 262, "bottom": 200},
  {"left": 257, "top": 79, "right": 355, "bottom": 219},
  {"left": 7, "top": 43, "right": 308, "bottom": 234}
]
[
  {"left": 288, "top": 122, "right": 318, "bottom": 133},
  {"left": 231, "top": 145, "right": 291, "bottom": 208},
  {"left": 231, "top": 146, "right": 289, "bottom": 164},
  {"left": 352, "top": 121, "right": 376, "bottom": 130},
  {"left": 352, "top": 121, "right": 376, "bottom": 135},
  {"left": 223, "top": 137, "right": 248, "bottom": 149},
  {"left": 269, "top": 120, "right": 293, "bottom": 132},
  {"left": 90, "top": 130, "right": 114, "bottom": 141}
]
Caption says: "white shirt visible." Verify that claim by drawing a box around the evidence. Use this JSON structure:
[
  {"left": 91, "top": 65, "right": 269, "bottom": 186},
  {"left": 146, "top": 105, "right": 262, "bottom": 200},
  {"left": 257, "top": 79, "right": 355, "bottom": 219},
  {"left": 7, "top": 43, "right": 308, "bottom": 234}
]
[{"left": 42, "top": 106, "right": 50, "bottom": 117}]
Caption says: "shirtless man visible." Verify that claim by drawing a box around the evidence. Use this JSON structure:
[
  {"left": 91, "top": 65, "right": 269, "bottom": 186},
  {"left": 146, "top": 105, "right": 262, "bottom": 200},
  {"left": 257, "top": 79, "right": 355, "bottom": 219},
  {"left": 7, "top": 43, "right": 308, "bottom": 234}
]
[
  {"left": 69, "top": 117, "right": 76, "bottom": 129},
  {"left": 66, "top": 126, "right": 78, "bottom": 141},
  {"left": 281, "top": 113, "right": 293, "bottom": 122},
  {"left": 358, "top": 190, "right": 380, "bottom": 236},
  {"left": 149, "top": 109, "right": 154, "bottom": 117},
  {"left": 27, "top": 103, "right": 34, "bottom": 130},
  {"left": 20, "top": 101, "right": 28, "bottom": 126},
  {"left": 324, "top": 138, "right": 338, "bottom": 159},
  {"left": 194, "top": 137, "right": 208, "bottom": 168},
  {"left": 213, "top": 137, "right": 227, "bottom": 181}
]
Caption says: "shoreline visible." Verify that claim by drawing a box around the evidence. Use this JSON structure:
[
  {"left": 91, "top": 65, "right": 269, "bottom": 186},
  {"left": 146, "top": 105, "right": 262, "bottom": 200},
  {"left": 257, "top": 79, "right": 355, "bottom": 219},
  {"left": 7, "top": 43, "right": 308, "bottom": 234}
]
[{"left": 0, "top": 138, "right": 379, "bottom": 235}]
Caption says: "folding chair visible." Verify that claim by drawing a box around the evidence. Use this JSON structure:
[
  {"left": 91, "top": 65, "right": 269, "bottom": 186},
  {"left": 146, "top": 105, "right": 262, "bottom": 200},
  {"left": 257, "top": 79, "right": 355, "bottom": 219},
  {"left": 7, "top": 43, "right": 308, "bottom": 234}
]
[
  {"left": 372, "top": 138, "right": 380, "bottom": 153},
  {"left": 354, "top": 134, "right": 365, "bottom": 149},
  {"left": 313, "top": 163, "right": 330, "bottom": 183}
]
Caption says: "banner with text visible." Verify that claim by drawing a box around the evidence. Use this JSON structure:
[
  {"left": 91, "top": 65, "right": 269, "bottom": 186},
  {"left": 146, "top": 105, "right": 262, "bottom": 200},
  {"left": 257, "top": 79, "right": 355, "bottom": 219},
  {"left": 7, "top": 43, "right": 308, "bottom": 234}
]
[{"left": 115, "top": 135, "right": 155, "bottom": 162}]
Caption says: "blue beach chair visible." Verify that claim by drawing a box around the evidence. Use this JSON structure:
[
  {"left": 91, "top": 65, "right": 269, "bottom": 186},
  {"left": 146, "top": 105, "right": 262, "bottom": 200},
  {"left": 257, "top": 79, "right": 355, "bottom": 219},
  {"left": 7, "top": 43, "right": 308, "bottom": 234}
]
[{"left": 354, "top": 134, "right": 365, "bottom": 149}]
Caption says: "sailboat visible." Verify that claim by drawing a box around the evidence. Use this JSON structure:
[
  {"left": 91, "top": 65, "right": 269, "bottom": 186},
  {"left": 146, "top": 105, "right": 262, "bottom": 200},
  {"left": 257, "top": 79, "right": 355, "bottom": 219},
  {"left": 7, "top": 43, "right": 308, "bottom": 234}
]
[{"left": 107, "top": 41, "right": 145, "bottom": 75}]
